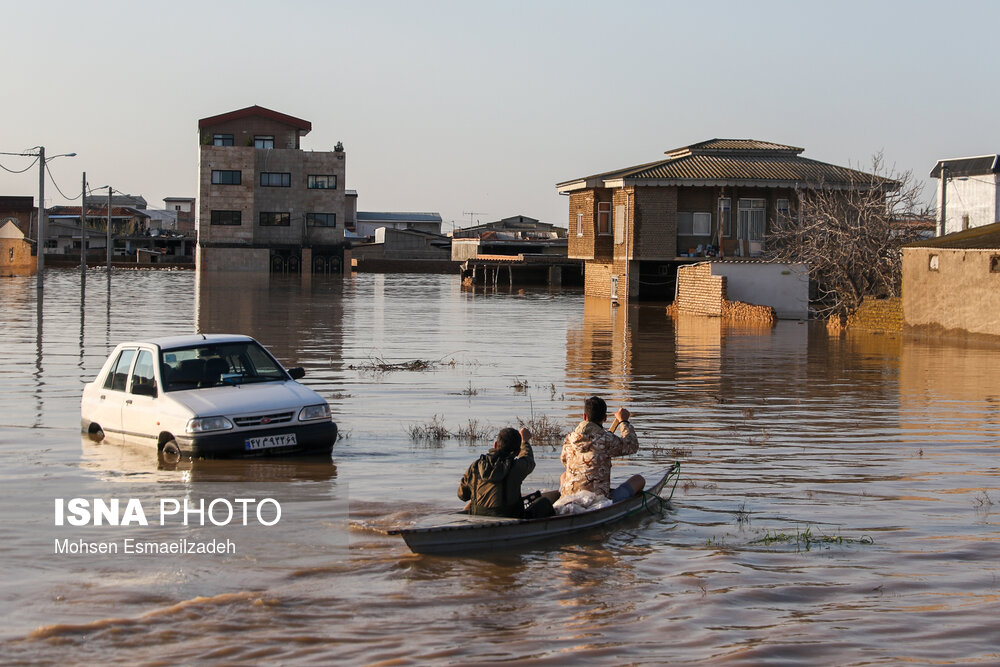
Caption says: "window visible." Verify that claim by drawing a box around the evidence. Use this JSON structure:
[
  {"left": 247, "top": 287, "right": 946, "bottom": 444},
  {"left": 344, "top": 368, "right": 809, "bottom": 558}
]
[
  {"left": 718, "top": 198, "right": 732, "bottom": 236},
  {"left": 211, "top": 170, "right": 241, "bottom": 185},
  {"left": 677, "top": 212, "right": 693, "bottom": 235},
  {"left": 615, "top": 205, "right": 626, "bottom": 244},
  {"left": 307, "top": 174, "right": 337, "bottom": 189},
  {"left": 597, "top": 202, "right": 611, "bottom": 235},
  {"left": 306, "top": 213, "right": 336, "bottom": 227},
  {"left": 693, "top": 212, "right": 712, "bottom": 236},
  {"left": 677, "top": 212, "right": 711, "bottom": 236},
  {"left": 213, "top": 134, "right": 233, "bottom": 146},
  {"left": 991, "top": 255, "right": 1000, "bottom": 273},
  {"left": 129, "top": 350, "right": 157, "bottom": 397},
  {"left": 103, "top": 348, "right": 136, "bottom": 391},
  {"left": 777, "top": 198, "right": 790, "bottom": 220},
  {"left": 576, "top": 212, "right": 583, "bottom": 237},
  {"left": 737, "top": 199, "right": 766, "bottom": 241},
  {"left": 260, "top": 172, "right": 291, "bottom": 187},
  {"left": 259, "top": 212, "right": 290, "bottom": 226},
  {"left": 210, "top": 210, "right": 242, "bottom": 226},
  {"left": 174, "top": 205, "right": 181, "bottom": 211},
  {"left": 254, "top": 135, "right": 275, "bottom": 149}
]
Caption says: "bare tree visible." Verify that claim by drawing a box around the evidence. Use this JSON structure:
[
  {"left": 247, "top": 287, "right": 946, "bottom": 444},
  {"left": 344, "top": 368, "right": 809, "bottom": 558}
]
[{"left": 764, "top": 152, "right": 931, "bottom": 320}]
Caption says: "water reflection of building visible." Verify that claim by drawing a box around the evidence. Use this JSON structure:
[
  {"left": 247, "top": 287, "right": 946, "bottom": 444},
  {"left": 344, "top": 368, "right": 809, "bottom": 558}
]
[
  {"left": 899, "top": 337, "right": 1000, "bottom": 437},
  {"left": 195, "top": 271, "right": 345, "bottom": 383}
]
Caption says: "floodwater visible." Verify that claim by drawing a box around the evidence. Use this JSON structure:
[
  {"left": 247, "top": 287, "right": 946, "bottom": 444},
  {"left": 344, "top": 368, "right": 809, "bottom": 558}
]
[{"left": 1, "top": 268, "right": 998, "bottom": 665}]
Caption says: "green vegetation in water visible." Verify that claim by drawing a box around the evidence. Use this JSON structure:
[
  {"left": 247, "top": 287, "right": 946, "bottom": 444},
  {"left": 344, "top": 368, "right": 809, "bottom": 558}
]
[{"left": 750, "top": 526, "right": 875, "bottom": 551}]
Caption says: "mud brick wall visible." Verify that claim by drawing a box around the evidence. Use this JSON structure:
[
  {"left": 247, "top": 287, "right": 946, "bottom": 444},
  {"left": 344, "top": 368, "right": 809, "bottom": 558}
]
[
  {"left": 846, "top": 297, "right": 902, "bottom": 332},
  {"left": 675, "top": 263, "right": 726, "bottom": 315},
  {"left": 721, "top": 300, "right": 776, "bottom": 324}
]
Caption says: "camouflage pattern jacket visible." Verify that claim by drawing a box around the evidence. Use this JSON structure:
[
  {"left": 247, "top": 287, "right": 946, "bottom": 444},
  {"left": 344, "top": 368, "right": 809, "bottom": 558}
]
[{"left": 559, "top": 420, "right": 639, "bottom": 498}]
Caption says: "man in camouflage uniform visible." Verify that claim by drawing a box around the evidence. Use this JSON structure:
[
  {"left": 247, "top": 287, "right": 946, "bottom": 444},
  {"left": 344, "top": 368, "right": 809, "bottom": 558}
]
[{"left": 559, "top": 396, "right": 644, "bottom": 501}]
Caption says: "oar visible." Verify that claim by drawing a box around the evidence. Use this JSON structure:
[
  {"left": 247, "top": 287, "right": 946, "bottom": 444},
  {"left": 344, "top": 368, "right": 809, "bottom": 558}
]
[{"left": 608, "top": 417, "right": 620, "bottom": 433}]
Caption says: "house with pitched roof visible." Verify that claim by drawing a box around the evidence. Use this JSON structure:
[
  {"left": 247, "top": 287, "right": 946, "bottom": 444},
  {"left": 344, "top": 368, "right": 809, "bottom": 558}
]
[
  {"left": 197, "top": 105, "right": 351, "bottom": 273},
  {"left": 556, "top": 139, "right": 883, "bottom": 300},
  {"left": 931, "top": 154, "right": 1000, "bottom": 236}
]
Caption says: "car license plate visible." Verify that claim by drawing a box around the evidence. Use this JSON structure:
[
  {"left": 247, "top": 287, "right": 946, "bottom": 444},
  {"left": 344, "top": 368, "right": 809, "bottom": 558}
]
[{"left": 245, "top": 433, "right": 298, "bottom": 451}]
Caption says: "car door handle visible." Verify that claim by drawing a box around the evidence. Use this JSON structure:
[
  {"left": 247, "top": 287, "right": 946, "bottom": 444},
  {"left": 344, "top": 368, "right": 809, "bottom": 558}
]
[
  {"left": 99, "top": 394, "right": 106, "bottom": 400},
  {"left": 125, "top": 399, "right": 133, "bottom": 405}
]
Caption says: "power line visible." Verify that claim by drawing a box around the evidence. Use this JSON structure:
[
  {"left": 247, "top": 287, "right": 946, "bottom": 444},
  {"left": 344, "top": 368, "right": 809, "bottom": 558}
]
[
  {"left": 0, "top": 156, "right": 39, "bottom": 174},
  {"left": 45, "top": 161, "right": 81, "bottom": 201}
]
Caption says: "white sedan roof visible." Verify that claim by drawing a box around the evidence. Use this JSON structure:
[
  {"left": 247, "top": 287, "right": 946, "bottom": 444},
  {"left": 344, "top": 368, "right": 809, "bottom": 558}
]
[{"left": 119, "top": 334, "right": 255, "bottom": 351}]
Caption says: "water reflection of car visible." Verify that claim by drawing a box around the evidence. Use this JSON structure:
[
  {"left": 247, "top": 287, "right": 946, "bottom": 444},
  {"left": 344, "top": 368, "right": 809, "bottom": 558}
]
[{"left": 81, "top": 334, "right": 337, "bottom": 458}]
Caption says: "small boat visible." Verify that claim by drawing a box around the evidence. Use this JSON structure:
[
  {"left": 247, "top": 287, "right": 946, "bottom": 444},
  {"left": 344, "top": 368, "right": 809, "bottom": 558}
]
[{"left": 388, "top": 463, "right": 680, "bottom": 555}]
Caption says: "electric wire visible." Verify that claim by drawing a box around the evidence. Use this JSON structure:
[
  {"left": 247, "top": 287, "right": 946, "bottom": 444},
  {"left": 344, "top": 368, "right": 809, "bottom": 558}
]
[
  {"left": 44, "top": 161, "right": 81, "bottom": 201},
  {"left": 0, "top": 156, "right": 39, "bottom": 174}
]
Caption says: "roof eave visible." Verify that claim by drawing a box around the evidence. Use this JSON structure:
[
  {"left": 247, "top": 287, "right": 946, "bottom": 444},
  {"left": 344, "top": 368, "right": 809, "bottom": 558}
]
[{"left": 606, "top": 177, "right": 885, "bottom": 190}]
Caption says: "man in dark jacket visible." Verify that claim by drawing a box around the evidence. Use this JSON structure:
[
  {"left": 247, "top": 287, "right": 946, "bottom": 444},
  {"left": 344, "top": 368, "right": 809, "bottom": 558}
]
[{"left": 458, "top": 427, "right": 535, "bottom": 517}]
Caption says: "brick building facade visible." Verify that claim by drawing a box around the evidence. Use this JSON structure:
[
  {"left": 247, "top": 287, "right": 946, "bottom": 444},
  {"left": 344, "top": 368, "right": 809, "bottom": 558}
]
[
  {"left": 197, "top": 105, "right": 349, "bottom": 273},
  {"left": 557, "top": 139, "right": 882, "bottom": 300}
]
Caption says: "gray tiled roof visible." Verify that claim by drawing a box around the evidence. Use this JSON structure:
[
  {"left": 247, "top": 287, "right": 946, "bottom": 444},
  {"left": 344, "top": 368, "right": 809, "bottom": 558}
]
[{"left": 558, "top": 138, "right": 888, "bottom": 189}]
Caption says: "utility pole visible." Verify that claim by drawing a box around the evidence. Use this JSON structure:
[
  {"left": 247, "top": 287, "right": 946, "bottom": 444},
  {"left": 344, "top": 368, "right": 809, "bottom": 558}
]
[
  {"left": 461, "top": 211, "right": 485, "bottom": 227},
  {"left": 107, "top": 187, "right": 112, "bottom": 271},
  {"left": 938, "top": 164, "right": 947, "bottom": 237},
  {"left": 37, "top": 146, "right": 45, "bottom": 289},
  {"left": 81, "top": 172, "right": 87, "bottom": 279}
]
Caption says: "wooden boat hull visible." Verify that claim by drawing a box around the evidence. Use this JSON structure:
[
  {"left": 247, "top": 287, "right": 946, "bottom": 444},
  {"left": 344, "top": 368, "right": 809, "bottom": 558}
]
[{"left": 388, "top": 464, "right": 679, "bottom": 555}]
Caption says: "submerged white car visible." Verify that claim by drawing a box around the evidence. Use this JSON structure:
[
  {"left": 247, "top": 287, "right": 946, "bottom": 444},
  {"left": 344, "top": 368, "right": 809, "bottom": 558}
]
[{"left": 81, "top": 334, "right": 337, "bottom": 458}]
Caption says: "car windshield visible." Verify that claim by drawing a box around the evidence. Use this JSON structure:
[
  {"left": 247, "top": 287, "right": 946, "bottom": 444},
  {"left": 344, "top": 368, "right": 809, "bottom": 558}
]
[{"left": 160, "top": 341, "right": 288, "bottom": 391}]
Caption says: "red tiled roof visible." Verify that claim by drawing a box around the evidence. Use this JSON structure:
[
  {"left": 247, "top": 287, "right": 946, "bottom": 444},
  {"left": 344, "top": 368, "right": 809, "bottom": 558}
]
[{"left": 198, "top": 105, "right": 312, "bottom": 133}]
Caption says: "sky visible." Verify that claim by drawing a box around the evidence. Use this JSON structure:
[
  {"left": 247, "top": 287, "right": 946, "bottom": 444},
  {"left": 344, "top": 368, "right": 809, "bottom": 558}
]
[{"left": 2, "top": 0, "right": 998, "bottom": 232}]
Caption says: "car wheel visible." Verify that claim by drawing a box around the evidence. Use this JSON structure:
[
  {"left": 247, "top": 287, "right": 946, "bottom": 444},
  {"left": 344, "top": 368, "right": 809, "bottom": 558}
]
[
  {"left": 161, "top": 439, "right": 181, "bottom": 464},
  {"left": 88, "top": 424, "right": 105, "bottom": 442}
]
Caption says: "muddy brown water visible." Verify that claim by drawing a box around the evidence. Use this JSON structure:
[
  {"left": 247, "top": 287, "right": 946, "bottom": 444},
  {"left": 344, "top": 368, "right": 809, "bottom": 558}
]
[{"left": 1, "top": 269, "right": 998, "bottom": 665}]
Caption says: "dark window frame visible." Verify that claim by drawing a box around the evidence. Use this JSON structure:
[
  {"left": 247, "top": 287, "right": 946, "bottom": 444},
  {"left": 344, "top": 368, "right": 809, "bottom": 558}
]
[
  {"left": 210, "top": 210, "right": 242, "bottom": 226},
  {"left": 307, "top": 174, "right": 338, "bottom": 190},
  {"left": 306, "top": 212, "right": 337, "bottom": 227},
  {"left": 597, "top": 202, "right": 611, "bottom": 235},
  {"left": 259, "top": 211, "right": 291, "bottom": 227},
  {"left": 259, "top": 172, "right": 291, "bottom": 187},
  {"left": 211, "top": 170, "right": 242, "bottom": 185},
  {"left": 213, "top": 134, "right": 234, "bottom": 146},
  {"left": 254, "top": 135, "right": 275, "bottom": 149}
]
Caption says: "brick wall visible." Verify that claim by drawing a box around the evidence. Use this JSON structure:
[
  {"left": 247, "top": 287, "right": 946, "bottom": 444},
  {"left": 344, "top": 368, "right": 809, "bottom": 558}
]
[
  {"left": 675, "top": 263, "right": 727, "bottom": 315},
  {"left": 634, "top": 187, "right": 677, "bottom": 259},
  {"left": 846, "top": 297, "right": 902, "bottom": 332},
  {"left": 0, "top": 239, "right": 35, "bottom": 276},
  {"left": 567, "top": 191, "right": 595, "bottom": 259}
]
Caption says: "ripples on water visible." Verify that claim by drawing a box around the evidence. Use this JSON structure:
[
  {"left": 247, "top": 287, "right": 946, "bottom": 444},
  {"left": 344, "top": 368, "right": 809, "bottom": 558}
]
[{"left": 1, "top": 268, "right": 998, "bottom": 665}]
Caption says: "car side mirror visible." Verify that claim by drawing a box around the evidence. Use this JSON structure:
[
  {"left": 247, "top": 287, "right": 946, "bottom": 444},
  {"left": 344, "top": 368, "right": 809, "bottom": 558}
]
[{"left": 288, "top": 367, "right": 305, "bottom": 380}]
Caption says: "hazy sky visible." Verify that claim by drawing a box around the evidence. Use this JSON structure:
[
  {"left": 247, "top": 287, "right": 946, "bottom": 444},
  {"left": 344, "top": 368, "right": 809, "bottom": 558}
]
[{"left": 2, "top": 0, "right": 997, "bottom": 231}]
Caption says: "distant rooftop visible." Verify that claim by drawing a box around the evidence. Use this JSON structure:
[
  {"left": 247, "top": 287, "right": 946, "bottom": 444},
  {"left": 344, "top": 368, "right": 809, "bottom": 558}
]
[
  {"left": 930, "top": 155, "right": 1000, "bottom": 178},
  {"left": 356, "top": 212, "right": 442, "bottom": 223},
  {"left": 906, "top": 220, "right": 1000, "bottom": 249}
]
